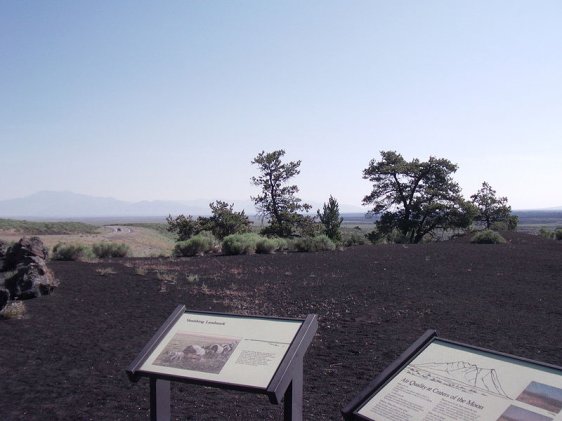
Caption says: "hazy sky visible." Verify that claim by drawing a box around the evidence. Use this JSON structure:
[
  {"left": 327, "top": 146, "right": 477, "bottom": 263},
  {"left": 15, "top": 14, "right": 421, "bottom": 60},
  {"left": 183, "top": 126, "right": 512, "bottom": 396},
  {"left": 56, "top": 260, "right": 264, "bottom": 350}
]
[{"left": 1, "top": 1, "right": 561, "bottom": 209}]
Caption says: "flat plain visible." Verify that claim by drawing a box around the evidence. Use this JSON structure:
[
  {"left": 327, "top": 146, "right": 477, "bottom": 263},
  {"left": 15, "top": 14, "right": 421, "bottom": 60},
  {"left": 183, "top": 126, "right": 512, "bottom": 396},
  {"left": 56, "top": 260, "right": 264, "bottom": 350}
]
[{"left": 0, "top": 231, "right": 560, "bottom": 420}]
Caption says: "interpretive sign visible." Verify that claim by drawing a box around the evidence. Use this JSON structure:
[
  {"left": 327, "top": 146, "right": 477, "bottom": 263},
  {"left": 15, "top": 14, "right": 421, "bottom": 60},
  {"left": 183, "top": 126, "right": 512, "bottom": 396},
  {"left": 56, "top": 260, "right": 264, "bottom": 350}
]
[
  {"left": 343, "top": 330, "right": 562, "bottom": 421},
  {"left": 127, "top": 305, "right": 317, "bottom": 421}
]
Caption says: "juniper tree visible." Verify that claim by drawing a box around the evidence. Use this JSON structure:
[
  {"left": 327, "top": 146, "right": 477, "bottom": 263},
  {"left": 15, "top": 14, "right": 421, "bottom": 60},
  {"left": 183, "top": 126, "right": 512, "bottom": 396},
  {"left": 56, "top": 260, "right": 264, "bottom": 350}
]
[
  {"left": 167, "top": 201, "right": 251, "bottom": 241},
  {"left": 470, "top": 182, "right": 516, "bottom": 229},
  {"left": 198, "top": 201, "right": 251, "bottom": 240},
  {"left": 251, "top": 150, "right": 311, "bottom": 237},
  {"left": 317, "top": 195, "right": 344, "bottom": 241}
]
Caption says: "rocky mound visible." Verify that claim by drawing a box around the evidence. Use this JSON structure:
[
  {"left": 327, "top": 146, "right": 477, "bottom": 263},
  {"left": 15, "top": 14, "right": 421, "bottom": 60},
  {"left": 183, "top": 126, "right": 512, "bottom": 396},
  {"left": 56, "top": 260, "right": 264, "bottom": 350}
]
[{"left": 0, "top": 237, "right": 59, "bottom": 312}]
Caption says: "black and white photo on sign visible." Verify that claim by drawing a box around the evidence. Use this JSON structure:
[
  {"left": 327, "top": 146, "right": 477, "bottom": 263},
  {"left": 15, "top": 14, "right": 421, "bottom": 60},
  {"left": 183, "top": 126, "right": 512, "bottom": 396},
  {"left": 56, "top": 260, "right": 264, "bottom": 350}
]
[{"left": 154, "top": 332, "right": 241, "bottom": 374}]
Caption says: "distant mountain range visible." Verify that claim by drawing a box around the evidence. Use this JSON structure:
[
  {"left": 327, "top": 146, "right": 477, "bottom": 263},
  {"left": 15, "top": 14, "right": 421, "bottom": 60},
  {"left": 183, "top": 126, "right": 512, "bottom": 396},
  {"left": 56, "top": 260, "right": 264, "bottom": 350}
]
[{"left": 0, "top": 191, "right": 365, "bottom": 218}]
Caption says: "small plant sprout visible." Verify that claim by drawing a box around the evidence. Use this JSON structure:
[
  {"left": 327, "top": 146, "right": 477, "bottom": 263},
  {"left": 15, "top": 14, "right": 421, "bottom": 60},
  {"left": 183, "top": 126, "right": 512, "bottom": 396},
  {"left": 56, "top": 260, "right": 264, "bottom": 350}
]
[
  {"left": 96, "top": 267, "right": 117, "bottom": 276},
  {"left": 186, "top": 274, "right": 199, "bottom": 283}
]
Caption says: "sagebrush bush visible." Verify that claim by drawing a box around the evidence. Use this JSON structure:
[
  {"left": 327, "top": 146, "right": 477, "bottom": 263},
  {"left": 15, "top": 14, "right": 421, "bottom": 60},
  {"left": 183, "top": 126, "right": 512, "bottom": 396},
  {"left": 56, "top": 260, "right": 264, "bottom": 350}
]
[
  {"left": 52, "top": 243, "right": 92, "bottom": 261},
  {"left": 173, "top": 231, "right": 219, "bottom": 257},
  {"left": 294, "top": 235, "right": 336, "bottom": 252},
  {"left": 92, "top": 242, "right": 130, "bottom": 258},
  {"left": 255, "top": 237, "right": 287, "bottom": 254},
  {"left": 470, "top": 229, "right": 506, "bottom": 244},
  {"left": 342, "top": 231, "right": 366, "bottom": 247},
  {"left": 539, "top": 228, "right": 562, "bottom": 240},
  {"left": 222, "top": 233, "right": 262, "bottom": 255},
  {"left": 366, "top": 228, "right": 408, "bottom": 244},
  {"left": 539, "top": 228, "right": 554, "bottom": 239}
]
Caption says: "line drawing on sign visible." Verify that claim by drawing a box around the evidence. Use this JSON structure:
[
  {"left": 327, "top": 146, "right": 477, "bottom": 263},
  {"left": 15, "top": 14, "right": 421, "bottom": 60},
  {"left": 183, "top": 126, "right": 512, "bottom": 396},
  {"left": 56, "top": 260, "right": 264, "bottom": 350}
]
[{"left": 408, "top": 361, "right": 511, "bottom": 399}]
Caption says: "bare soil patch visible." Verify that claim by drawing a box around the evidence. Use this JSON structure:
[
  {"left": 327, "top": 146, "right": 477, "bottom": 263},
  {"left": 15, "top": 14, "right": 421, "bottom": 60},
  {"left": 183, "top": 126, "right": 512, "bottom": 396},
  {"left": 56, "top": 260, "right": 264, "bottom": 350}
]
[{"left": 0, "top": 232, "right": 560, "bottom": 420}]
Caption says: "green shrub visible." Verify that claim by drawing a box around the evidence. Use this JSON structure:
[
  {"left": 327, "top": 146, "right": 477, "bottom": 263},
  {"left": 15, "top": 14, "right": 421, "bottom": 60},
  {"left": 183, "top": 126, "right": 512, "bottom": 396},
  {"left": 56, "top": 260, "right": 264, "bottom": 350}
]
[
  {"left": 539, "top": 228, "right": 554, "bottom": 239},
  {"left": 294, "top": 235, "right": 336, "bottom": 252},
  {"left": 222, "top": 233, "right": 261, "bottom": 255},
  {"left": 255, "top": 237, "right": 287, "bottom": 254},
  {"left": 470, "top": 229, "right": 507, "bottom": 244},
  {"left": 173, "top": 231, "right": 219, "bottom": 257},
  {"left": 255, "top": 237, "right": 277, "bottom": 254},
  {"left": 539, "top": 228, "right": 562, "bottom": 240},
  {"left": 52, "top": 243, "right": 93, "bottom": 261},
  {"left": 92, "top": 242, "right": 130, "bottom": 258},
  {"left": 366, "top": 228, "right": 408, "bottom": 244},
  {"left": 342, "top": 231, "right": 366, "bottom": 247}
]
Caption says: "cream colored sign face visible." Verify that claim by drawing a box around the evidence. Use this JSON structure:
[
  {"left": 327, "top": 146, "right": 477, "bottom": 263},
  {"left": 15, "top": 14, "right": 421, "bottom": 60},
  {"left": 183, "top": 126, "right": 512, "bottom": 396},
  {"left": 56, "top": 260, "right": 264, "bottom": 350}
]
[
  {"left": 358, "top": 340, "right": 562, "bottom": 421},
  {"left": 140, "top": 313, "right": 302, "bottom": 388}
]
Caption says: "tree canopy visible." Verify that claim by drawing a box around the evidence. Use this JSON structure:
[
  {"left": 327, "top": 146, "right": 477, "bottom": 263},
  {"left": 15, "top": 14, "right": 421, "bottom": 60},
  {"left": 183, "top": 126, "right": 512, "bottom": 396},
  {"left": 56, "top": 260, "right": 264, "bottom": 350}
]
[
  {"left": 251, "top": 150, "right": 311, "bottom": 237},
  {"left": 362, "top": 151, "right": 473, "bottom": 243}
]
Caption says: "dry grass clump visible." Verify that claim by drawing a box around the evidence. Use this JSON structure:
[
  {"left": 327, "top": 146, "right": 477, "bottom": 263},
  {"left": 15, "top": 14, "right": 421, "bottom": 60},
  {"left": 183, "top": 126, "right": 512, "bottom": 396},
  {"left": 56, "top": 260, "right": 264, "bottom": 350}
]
[
  {"left": 96, "top": 267, "right": 117, "bottom": 276},
  {"left": 0, "top": 301, "right": 27, "bottom": 319},
  {"left": 134, "top": 267, "right": 147, "bottom": 276},
  {"left": 186, "top": 274, "right": 199, "bottom": 283},
  {"left": 156, "top": 271, "right": 177, "bottom": 282}
]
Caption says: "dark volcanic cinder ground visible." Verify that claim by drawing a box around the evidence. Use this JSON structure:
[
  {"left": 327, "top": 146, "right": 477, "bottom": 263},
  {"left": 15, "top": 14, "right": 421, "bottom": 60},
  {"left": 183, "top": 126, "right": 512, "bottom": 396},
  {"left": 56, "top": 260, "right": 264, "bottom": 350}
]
[{"left": 1, "top": 232, "right": 561, "bottom": 420}]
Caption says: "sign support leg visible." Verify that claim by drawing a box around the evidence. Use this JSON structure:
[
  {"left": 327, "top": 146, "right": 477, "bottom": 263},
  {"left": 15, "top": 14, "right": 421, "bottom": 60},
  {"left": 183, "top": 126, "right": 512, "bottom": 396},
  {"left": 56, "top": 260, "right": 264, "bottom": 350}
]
[
  {"left": 150, "top": 377, "right": 171, "bottom": 421},
  {"left": 283, "top": 357, "right": 304, "bottom": 421}
]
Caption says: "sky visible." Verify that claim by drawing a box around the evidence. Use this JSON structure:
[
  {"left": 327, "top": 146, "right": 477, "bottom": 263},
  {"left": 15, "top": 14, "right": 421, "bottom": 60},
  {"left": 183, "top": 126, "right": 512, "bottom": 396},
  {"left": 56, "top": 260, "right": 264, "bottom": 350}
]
[{"left": 1, "top": 0, "right": 561, "bottom": 210}]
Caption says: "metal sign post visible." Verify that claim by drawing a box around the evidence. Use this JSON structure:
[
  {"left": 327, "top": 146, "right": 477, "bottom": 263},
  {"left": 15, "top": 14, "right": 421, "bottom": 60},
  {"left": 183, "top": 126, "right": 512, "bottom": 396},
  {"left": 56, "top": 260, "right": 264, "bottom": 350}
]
[{"left": 149, "top": 378, "right": 170, "bottom": 421}]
